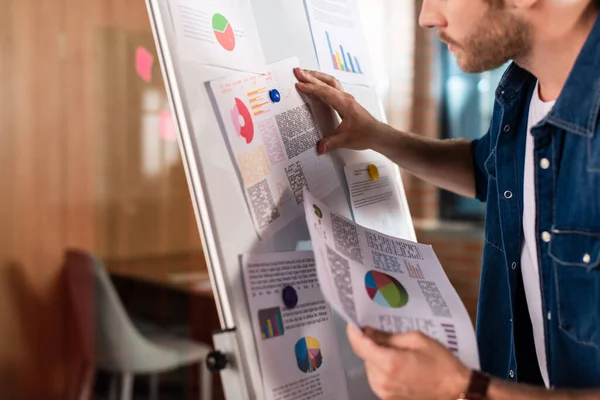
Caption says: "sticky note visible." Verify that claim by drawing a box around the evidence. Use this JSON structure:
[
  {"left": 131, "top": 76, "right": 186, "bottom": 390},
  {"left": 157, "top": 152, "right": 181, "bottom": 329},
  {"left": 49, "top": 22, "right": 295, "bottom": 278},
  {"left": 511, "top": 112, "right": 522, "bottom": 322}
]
[
  {"left": 368, "top": 164, "right": 379, "bottom": 181},
  {"left": 136, "top": 46, "right": 154, "bottom": 83}
]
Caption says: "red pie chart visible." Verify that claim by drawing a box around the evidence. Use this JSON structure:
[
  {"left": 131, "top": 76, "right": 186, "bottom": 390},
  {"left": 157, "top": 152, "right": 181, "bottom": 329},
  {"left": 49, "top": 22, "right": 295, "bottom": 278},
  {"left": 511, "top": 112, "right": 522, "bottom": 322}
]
[
  {"left": 212, "top": 13, "right": 236, "bottom": 51},
  {"left": 230, "top": 97, "right": 254, "bottom": 144}
]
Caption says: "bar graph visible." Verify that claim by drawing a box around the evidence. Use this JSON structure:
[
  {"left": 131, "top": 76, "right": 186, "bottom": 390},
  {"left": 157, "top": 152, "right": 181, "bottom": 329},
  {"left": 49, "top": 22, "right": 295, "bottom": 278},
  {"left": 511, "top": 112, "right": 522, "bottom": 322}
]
[
  {"left": 258, "top": 307, "right": 285, "bottom": 339},
  {"left": 247, "top": 86, "right": 270, "bottom": 116},
  {"left": 326, "top": 31, "right": 363, "bottom": 75}
]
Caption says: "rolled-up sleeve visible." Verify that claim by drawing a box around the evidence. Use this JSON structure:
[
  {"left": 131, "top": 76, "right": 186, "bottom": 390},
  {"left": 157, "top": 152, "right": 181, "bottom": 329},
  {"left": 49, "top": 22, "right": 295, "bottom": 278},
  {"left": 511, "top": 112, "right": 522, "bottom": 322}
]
[{"left": 472, "top": 131, "right": 491, "bottom": 203}]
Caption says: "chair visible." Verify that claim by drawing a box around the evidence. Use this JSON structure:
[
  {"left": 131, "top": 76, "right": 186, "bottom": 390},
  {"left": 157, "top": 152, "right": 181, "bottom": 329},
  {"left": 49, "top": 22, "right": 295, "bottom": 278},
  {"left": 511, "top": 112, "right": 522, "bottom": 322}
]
[{"left": 65, "top": 250, "right": 213, "bottom": 400}]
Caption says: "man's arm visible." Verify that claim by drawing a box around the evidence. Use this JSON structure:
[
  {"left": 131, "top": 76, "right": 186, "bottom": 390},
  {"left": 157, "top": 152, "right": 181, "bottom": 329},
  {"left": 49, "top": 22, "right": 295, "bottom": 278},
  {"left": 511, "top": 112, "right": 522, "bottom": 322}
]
[
  {"left": 294, "top": 68, "right": 477, "bottom": 198},
  {"left": 372, "top": 124, "right": 476, "bottom": 198},
  {"left": 347, "top": 326, "right": 600, "bottom": 400}
]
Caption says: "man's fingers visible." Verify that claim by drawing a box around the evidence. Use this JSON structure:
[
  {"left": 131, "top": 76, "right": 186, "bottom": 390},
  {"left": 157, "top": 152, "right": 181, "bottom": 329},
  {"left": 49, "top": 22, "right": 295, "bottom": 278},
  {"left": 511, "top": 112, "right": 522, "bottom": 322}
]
[
  {"left": 365, "top": 363, "right": 395, "bottom": 400},
  {"left": 318, "top": 132, "right": 348, "bottom": 154},
  {"left": 347, "top": 324, "right": 389, "bottom": 362},
  {"left": 294, "top": 68, "right": 343, "bottom": 90},
  {"left": 296, "top": 82, "right": 349, "bottom": 116},
  {"left": 364, "top": 327, "right": 430, "bottom": 351},
  {"left": 363, "top": 327, "right": 394, "bottom": 348}
]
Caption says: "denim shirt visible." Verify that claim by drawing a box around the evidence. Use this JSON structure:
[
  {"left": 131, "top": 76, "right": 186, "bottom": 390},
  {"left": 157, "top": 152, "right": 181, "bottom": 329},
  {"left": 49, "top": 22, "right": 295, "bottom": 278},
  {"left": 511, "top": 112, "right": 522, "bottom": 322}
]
[{"left": 472, "top": 14, "right": 600, "bottom": 388}]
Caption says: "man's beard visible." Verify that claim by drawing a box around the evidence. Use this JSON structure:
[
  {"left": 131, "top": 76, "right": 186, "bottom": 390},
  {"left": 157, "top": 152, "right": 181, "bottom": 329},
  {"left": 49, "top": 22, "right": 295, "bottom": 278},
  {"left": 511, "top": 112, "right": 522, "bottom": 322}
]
[{"left": 440, "top": 8, "right": 532, "bottom": 73}]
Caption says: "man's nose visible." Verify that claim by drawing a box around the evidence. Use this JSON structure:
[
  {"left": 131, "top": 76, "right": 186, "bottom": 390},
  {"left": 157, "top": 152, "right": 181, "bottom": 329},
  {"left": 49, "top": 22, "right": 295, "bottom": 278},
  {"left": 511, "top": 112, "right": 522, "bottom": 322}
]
[{"left": 419, "top": 0, "right": 447, "bottom": 29}]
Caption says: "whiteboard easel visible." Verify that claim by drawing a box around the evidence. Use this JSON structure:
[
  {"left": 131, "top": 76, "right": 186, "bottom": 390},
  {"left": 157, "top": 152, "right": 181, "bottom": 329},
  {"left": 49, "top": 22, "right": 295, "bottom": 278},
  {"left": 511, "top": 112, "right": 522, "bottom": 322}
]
[{"left": 145, "top": 0, "right": 416, "bottom": 398}]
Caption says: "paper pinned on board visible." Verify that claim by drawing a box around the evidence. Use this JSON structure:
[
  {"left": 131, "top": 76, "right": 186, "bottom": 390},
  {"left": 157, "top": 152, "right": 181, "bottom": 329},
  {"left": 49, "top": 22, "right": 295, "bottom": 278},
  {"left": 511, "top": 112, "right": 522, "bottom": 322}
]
[
  {"left": 303, "top": 189, "right": 481, "bottom": 370},
  {"left": 169, "top": 0, "right": 266, "bottom": 72},
  {"left": 304, "top": 0, "right": 373, "bottom": 86},
  {"left": 208, "top": 57, "right": 341, "bottom": 239},
  {"left": 242, "top": 251, "right": 349, "bottom": 400},
  {"left": 344, "top": 161, "right": 406, "bottom": 239}
]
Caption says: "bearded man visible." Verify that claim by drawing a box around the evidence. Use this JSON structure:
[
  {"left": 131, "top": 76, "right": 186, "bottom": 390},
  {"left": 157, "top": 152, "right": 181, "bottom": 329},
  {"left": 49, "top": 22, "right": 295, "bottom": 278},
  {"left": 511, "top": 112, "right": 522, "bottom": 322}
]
[{"left": 294, "top": 0, "right": 600, "bottom": 398}]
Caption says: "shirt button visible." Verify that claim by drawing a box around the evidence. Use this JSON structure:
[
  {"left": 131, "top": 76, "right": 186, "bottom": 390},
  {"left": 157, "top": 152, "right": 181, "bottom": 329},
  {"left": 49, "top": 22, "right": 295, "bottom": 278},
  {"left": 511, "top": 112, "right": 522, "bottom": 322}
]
[
  {"left": 504, "top": 190, "right": 513, "bottom": 199},
  {"left": 547, "top": 311, "right": 552, "bottom": 320},
  {"left": 509, "top": 370, "right": 515, "bottom": 378},
  {"left": 503, "top": 125, "right": 511, "bottom": 132},
  {"left": 540, "top": 158, "right": 550, "bottom": 170},
  {"left": 583, "top": 253, "right": 591, "bottom": 264},
  {"left": 542, "top": 231, "right": 552, "bottom": 243},
  {"left": 511, "top": 262, "right": 517, "bottom": 270}
]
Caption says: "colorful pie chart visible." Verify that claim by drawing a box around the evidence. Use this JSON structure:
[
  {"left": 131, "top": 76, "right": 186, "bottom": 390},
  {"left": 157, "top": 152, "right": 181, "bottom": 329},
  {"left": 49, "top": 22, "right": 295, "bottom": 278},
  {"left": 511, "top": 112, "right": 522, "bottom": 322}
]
[
  {"left": 295, "top": 336, "right": 323, "bottom": 373},
  {"left": 212, "top": 13, "right": 236, "bottom": 51},
  {"left": 365, "top": 270, "right": 409, "bottom": 308},
  {"left": 230, "top": 97, "right": 254, "bottom": 144}
]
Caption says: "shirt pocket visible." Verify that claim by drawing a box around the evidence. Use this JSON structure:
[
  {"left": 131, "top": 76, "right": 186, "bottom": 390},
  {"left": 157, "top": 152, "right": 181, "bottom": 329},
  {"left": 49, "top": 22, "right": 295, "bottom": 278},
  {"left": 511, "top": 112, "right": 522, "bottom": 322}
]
[{"left": 549, "top": 230, "right": 600, "bottom": 347}]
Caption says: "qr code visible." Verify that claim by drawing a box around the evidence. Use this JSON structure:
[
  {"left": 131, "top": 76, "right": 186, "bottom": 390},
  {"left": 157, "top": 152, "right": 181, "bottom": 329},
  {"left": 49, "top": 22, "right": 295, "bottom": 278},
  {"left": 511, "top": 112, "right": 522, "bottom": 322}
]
[
  {"left": 284, "top": 162, "right": 309, "bottom": 206},
  {"left": 326, "top": 246, "right": 357, "bottom": 322},
  {"left": 276, "top": 104, "right": 320, "bottom": 159},
  {"left": 418, "top": 280, "right": 451, "bottom": 318},
  {"left": 365, "top": 231, "right": 424, "bottom": 260},
  {"left": 372, "top": 250, "right": 403, "bottom": 273},
  {"left": 331, "top": 214, "right": 363, "bottom": 263},
  {"left": 248, "top": 179, "right": 280, "bottom": 229}
]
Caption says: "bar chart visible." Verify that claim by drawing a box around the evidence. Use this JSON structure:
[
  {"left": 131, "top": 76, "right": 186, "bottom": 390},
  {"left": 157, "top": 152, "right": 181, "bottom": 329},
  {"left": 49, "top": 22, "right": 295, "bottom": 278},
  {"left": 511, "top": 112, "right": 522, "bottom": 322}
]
[
  {"left": 326, "top": 31, "right": 363, "bottom": 75},
  {"left": 258, "top": 307, "right": 285, "bottom": 339}
]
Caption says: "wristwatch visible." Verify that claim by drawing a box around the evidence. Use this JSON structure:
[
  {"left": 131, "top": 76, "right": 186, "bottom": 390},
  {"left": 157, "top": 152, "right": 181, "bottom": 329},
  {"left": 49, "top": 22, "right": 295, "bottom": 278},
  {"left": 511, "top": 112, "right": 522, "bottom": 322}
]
[{"left": 457, "top": 370, "right": 491, "bottom": 400}]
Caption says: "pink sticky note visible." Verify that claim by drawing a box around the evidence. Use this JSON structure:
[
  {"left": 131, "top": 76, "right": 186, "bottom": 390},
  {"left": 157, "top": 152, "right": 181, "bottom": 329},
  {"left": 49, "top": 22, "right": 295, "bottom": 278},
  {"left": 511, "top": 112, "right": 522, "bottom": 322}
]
[
  {"left": 136, "top": 46, "right": 154, "bottom": 83},
  {"left": 160, "top": 109, "right": 176, "bottom": 141}
]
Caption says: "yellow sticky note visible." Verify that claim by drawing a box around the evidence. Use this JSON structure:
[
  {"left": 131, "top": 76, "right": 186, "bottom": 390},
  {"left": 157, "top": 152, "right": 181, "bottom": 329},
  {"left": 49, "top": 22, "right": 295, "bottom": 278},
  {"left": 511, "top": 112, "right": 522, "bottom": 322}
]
[{"left": 368, "top": 164, "right": 379, "bottom": 181}]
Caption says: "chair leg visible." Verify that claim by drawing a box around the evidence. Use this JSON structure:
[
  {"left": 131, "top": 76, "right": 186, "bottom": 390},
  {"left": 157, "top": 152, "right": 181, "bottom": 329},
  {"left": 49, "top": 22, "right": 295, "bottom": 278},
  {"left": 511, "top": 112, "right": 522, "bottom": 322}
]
[
  {"left": 108, "top": 374, "right": 118, "bottom": 400},
  {"left": 149, "top": 374, "right": 159, "bottom": 400},
  {"left": 200, "top": 361, "right": 212, "bottom": 400},
  {"left": 120, "top": 373, "right": 133, "bottom": 400}
]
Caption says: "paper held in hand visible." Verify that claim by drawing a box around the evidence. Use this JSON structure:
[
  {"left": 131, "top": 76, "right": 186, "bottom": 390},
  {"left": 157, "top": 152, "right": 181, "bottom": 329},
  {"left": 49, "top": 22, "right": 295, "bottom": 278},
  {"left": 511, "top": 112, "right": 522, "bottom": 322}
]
[{"left": 303, "top": 189, "right": 481, "bottom": 370}]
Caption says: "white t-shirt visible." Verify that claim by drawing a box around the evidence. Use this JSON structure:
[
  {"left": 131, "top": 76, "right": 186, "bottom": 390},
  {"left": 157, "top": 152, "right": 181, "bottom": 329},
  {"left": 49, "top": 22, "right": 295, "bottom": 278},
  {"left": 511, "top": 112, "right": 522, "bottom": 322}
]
[{"left": 521, "top": 81, "right": 555, "bottom": 388}]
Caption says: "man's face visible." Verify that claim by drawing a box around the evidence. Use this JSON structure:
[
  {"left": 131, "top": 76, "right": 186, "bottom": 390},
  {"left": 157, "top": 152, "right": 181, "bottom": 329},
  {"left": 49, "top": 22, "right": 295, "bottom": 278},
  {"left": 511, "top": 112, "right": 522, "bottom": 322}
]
[{"left": 420, "top": 0, "right": 532, "bottom": 73}]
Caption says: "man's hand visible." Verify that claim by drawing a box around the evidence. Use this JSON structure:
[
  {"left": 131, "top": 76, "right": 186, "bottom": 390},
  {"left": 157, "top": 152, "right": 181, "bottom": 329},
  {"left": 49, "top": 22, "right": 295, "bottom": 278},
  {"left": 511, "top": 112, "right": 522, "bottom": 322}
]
[
  {"left": 347, "top": 324, "right": 471, "bottom": 400},
  {"left": 294, "top": 68, "right": 385, "bottom": 155}
]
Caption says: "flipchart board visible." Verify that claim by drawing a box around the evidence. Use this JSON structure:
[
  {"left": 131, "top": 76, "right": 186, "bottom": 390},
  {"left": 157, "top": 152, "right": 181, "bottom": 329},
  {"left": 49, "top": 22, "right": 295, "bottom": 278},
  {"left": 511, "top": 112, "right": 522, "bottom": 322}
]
[{"left": 146, "top": 0, "right": 417, "bottom": 398}]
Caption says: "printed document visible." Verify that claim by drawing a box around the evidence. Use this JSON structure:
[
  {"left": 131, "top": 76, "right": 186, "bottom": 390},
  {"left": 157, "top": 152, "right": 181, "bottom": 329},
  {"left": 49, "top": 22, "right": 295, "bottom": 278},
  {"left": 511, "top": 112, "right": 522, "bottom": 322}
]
[
  {"left": 242, "top": 251, "right": 349, "bottom": 400},
  {"left": 303, "top": 189, "right": 480, "bottom": 370},
  {"left": 344, "top": 162, "right": 405, "bottom": 238},
  {"left": 169, "top": 0, "right": 266, "bottom": 72},
  {"left": 209, "top": 57, "right": 341, "bottom": 239},
  {"left": 304, "top": 0, "right": 373, "bottom": 86}
]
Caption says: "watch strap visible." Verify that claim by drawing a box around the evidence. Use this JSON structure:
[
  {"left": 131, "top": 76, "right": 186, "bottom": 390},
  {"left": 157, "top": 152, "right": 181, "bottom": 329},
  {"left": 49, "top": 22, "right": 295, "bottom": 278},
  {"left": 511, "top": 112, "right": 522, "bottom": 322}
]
[{"left": 458, "top": 370, "right": 491, "bottom": 400}]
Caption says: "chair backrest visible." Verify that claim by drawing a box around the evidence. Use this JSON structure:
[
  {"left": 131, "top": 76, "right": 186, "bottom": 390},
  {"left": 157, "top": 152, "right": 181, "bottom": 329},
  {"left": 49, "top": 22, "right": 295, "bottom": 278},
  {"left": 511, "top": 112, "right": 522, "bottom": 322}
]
[{"left": 65, "top": 250, "right": 158, "bottom": 370}]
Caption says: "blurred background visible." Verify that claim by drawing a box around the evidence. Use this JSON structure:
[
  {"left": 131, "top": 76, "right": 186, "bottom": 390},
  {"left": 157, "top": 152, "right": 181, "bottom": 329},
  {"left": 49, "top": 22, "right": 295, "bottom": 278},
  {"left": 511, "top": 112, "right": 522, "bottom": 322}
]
[{"left": 0, "top": 0, "right": 506, "bottom": 398}]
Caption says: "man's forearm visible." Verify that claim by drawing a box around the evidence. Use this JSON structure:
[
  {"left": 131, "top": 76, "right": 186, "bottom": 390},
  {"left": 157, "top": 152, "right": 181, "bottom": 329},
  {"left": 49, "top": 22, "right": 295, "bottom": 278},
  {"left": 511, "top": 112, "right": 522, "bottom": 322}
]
[
  {"left": 371, "top": 123, "right": 477, "bottom": 198},
  {"left": 487, "top": 378, "right": 600, "bottom": 400}
]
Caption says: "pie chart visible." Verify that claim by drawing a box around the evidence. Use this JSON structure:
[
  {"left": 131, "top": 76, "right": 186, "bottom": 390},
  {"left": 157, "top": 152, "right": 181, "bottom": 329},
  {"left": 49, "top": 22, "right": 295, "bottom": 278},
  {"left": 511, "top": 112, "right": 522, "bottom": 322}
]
[
  {"left": 295, "top": 336, "right": 323, "bottom": 373},
  {"left": 230, "top": 97, "right": 254, "bottom": 144},
  {"left": 212, "top": 13, "right": 236, "bottom": 51},
  {"left": 365, "top": 270, "right": 409, "bottom": 308}
]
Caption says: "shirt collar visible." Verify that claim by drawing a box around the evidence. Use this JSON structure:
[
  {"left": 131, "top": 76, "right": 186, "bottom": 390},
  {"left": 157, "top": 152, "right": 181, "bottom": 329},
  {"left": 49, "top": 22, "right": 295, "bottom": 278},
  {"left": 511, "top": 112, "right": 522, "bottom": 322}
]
[{"left": 496, "top": 12, "right": 600, "bottom": 138}]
